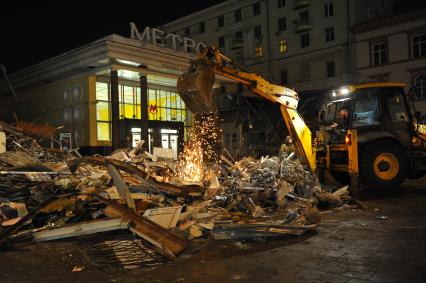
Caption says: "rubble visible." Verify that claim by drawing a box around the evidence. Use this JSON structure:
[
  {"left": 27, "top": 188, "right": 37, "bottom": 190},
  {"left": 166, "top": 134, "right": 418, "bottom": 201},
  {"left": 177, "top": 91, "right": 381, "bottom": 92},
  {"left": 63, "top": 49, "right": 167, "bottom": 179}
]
[{"left": 0, "top": 120, "right": 355, "bottom": 271}]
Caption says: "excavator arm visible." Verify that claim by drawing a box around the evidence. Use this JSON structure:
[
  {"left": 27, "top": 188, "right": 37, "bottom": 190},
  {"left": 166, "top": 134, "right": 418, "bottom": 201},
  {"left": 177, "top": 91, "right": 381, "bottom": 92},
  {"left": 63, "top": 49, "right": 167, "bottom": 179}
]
[{"left": 177, "top": 46, "right": 315, "bottom": 171}]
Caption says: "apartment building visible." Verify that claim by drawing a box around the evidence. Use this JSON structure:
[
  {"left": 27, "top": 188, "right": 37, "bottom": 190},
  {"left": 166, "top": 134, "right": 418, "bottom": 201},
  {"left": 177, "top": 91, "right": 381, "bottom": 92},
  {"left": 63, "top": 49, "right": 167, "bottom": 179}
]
[
  {"left": 162, "top": 0, "right": 396, "bottom": 90},
  {"left": 353, "top": 9, "right": 426, "bottom": 116},
  {"left": 160, "top": 0, "right": 404, "bottom": 152}
]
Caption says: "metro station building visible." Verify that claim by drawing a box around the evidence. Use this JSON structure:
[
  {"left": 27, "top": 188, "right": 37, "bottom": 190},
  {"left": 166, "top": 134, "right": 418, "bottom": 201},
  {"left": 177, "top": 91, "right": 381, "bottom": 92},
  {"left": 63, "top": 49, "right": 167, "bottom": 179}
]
[{"left": 0, "top": 24, "right": 218, "bottom": 158}]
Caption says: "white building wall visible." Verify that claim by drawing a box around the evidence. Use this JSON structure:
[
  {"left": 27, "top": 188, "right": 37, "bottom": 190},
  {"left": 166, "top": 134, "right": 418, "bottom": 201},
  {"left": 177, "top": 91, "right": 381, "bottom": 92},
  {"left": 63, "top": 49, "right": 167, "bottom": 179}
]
[
  {"left": 354, "top": 14, "right": 426, "bottom": 113},
  {"left": 388, "top": 33, "right": 409, "bottom": 62}
]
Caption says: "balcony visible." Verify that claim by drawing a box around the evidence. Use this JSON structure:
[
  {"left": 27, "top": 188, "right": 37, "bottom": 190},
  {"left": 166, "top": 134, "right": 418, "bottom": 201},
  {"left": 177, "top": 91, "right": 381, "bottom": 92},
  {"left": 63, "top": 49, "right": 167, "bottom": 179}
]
[
  {"left": 294, "top": 0, "right": 310, "bottom": 9},
  {"left": 231, "top": 39, "right": 244, "bottom": 50},
  {"left": 294, "top": 19, "right": 312, "bottom": 32}
]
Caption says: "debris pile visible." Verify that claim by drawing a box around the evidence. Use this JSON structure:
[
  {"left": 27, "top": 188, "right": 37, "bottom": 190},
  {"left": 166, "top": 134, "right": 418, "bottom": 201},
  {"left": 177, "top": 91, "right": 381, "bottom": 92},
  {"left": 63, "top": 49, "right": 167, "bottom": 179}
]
[{"left": 0, "top": 120, "right": 352, "bottom": 271}]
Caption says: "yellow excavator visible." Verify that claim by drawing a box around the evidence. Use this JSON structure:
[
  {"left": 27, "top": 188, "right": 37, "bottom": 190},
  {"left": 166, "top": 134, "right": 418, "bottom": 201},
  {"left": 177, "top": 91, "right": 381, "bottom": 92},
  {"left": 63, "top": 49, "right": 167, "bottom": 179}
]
[{"left": 177, "top": 46, "right": 426, "bottom": 198}]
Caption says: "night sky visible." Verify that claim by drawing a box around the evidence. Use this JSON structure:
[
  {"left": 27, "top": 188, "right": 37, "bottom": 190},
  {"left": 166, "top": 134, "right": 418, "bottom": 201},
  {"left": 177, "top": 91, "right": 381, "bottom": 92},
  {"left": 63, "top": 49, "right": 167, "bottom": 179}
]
[{"left": 0, "top": 1, "right": 225, "bottom": 74}]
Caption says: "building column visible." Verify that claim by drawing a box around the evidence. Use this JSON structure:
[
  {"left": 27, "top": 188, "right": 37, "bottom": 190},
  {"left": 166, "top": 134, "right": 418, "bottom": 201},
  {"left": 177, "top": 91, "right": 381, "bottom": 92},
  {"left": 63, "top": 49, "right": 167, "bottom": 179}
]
[
  {"left": 111, "top": 70, "right": 120, "bottom": 150},
  {"left": 140, "top": 75, "right": 149, "bottom": 150}
]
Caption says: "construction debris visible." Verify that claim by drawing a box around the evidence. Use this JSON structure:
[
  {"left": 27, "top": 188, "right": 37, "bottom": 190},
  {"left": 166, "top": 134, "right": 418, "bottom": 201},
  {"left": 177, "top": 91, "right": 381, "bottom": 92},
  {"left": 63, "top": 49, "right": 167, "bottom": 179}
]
[{"left": 0, "top": 120, "right": 355, "bottom": 271}]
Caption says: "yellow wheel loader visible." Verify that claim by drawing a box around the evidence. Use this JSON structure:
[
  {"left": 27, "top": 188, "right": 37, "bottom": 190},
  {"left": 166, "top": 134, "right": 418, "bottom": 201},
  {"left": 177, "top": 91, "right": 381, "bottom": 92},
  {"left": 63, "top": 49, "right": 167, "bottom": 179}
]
[
  {"left": 317, "top": 83, "right": 426, "bottom": 195},
  {"left": 177, "top": 46, "right": 426, "bottom": 198}
]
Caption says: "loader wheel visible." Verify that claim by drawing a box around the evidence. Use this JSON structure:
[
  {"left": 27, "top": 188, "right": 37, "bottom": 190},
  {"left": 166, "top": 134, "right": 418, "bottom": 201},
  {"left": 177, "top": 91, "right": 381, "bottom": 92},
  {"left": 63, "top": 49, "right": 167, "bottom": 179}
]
[{"left": 360, "top": 141, "right": 408, "bottom": 189}]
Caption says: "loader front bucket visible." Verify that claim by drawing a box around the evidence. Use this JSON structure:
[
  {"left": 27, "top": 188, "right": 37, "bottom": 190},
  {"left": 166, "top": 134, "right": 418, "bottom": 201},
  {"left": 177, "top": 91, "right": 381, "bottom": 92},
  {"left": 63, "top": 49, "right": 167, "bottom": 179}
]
[{"left": 177, "top": 57, "right": 216, "bottom": 113}]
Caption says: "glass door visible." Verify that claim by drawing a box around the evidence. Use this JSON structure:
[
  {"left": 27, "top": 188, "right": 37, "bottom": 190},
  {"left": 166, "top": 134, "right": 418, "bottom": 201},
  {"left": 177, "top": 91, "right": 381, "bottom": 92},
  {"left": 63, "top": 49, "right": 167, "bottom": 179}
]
[
  {"left": 160, "top": 129, "right": 179, "bottom": 160},
  {"left": 131, "top": 127, "right": 141, "bottom": 148}
]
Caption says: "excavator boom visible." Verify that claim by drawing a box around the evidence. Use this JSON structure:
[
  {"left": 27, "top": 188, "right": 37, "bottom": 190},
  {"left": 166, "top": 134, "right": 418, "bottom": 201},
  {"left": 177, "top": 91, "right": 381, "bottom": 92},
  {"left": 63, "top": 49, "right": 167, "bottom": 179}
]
[{"left": 177, "top": 46, "right": 315, "bottom": 171}]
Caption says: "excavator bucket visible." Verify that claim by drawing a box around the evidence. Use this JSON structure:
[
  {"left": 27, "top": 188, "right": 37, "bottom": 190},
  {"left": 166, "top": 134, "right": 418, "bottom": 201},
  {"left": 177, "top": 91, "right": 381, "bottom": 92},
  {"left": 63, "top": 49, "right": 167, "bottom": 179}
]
[{"left": 177, "top": 57, "right": 216, "bottom": 113}]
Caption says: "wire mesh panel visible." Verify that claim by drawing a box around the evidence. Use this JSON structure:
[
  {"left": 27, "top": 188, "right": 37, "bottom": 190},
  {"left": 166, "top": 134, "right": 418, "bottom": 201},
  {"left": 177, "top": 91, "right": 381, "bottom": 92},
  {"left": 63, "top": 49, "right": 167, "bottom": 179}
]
[{"left": 80, "top": 233, "right": 167, "bottom": 273}]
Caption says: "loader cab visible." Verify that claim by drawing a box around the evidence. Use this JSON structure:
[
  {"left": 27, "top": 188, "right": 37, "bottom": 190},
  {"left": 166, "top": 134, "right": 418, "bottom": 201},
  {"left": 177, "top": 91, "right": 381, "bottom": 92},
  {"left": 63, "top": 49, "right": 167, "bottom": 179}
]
[
  {"left": 319, "top": 83, "right": 426, "bottom": 190},
  {"left": 321, "top": 83, "right": 413, "bottom": 147}
]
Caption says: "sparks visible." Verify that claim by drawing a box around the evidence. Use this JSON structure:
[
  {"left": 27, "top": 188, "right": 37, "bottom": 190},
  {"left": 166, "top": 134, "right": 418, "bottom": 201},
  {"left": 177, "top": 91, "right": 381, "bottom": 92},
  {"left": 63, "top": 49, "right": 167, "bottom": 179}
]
[
  {"left": 176, "top": 112, "right": 221, "bottom": 183},
  {"left": 177, "top": 131, "right": 204, "bottom": 183}
]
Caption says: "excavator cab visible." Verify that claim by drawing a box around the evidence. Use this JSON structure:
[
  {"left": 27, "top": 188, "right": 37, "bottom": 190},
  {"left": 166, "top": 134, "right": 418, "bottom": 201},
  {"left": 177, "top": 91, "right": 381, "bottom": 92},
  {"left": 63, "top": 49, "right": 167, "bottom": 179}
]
[{"left": 319, "top": 83, "right": 426, "bottom": 191}]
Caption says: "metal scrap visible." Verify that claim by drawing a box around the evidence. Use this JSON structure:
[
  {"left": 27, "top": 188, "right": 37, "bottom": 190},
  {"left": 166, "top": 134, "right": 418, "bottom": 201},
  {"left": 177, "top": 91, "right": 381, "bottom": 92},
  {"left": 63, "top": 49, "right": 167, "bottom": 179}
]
[{"left": 0, "top": 119, "right": 354, "bottom": 270}]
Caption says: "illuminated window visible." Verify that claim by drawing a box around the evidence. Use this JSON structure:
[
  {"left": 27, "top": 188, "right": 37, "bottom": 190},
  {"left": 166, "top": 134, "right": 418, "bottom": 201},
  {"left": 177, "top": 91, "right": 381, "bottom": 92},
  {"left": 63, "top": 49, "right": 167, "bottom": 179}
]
[
  {"left": 95, "top": 80, "right": 189, "bottom": 142},
  {"left": 96, "top": 82, "right": 109, "bottom": 100},
  {"left": 255, "top": 47, "right": 263, "bottom": 57},
  {"left": 279, "top": 40, "right": 287, "bottom": 54},
  {"left": 96, "top": 82, "right": 111, "bottom": 141},
  {"left": 119, "top": 85, "right": 140, "bottom": 119},
  {"left": 97, "top": 122, "right": 111, "bottom": 141},
  {"left": 147, "top": 89, "right": 186, "bottom": 122}
]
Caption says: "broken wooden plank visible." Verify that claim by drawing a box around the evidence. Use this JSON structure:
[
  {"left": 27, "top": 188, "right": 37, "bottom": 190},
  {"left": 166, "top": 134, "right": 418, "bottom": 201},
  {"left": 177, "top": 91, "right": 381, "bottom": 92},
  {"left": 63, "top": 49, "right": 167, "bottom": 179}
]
[
  {"left": 68, "top": 156, "right": 200, "bottom": 196},
  {"left": 106, "top": 187, "right": 165, "bottom": 203},
  {"left": 100, "top": 197, "right": 189, "bottom": 258},
  {"left": 0, "top": 131, "right": 5, "bottom": 154},
  {"left": 107, "top": 164, "right": 136, "bottom": 211},
  {"left": 0, "top": 196, "right": 59, "bottom": 246},
  {"left": 0, "top": 121, "right": 24, "bottom": 136},
  {"left": 0, "top": 151, "right": 37, "bottom": 167},
  {"left": 313, "top": 189, "right": 342, "bottom": 206},
  {"left": 143, "top": 206, "right": 182, "bottom": 229},
  {"left": 220, "top": 154, "right": 234, "bottom": 168},
  {"left": 32, "top": 218, "right": 129, "bottom": 242}
]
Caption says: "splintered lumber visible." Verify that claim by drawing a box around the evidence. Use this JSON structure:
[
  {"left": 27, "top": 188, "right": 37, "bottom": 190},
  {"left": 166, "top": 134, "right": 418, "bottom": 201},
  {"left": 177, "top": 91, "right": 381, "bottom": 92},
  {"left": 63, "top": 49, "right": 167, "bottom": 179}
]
[
  {"left": 313, "top": 190, "right": 342, "bottom": 206},
  {"left": 107, "top": 164, "right": 136, "bottom": 211},
  {"left": 0, "top": 196, "right": 58, "bottom": 246},
  {"left": 32, "top": 218, "right": 129, "bottom": 242},
  {"left": 68, "top": 156, "right": 201, "bottom": 196},
  {"left": 0, "top": 121, "right": 24, "bottom": 136},
  {"left": 101, "top": 198, "right": 189, "bottom": 258}
]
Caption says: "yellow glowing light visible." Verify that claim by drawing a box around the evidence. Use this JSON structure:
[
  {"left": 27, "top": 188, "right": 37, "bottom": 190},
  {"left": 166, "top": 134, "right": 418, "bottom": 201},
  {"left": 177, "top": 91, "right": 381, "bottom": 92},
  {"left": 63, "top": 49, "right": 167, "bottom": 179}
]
[
  {"left": 176, "top": 112, "right": 221, "bottom": 183},
  {"left": 177, "top": 132, "right": 204, "bottom": 182}
]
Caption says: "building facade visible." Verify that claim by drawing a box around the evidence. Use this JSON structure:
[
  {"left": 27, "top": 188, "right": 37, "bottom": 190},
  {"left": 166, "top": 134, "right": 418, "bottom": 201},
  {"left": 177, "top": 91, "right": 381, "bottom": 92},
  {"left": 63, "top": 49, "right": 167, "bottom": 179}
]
[
  {"left": 160, "top": 0, "right": 399, "bottom": 153},
  {"left": 353, "top": 9, "right": 426, "bottom": 118},
  {"left": 0, "top": 29, "right": 215, "bottom": 158}
]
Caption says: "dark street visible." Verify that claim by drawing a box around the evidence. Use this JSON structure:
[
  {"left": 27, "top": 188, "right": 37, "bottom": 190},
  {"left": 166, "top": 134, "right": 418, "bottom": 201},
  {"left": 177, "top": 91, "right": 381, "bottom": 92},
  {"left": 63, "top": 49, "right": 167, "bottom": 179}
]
[{"left": 1, "top": 178, "right": 425, "bottom": 283}]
